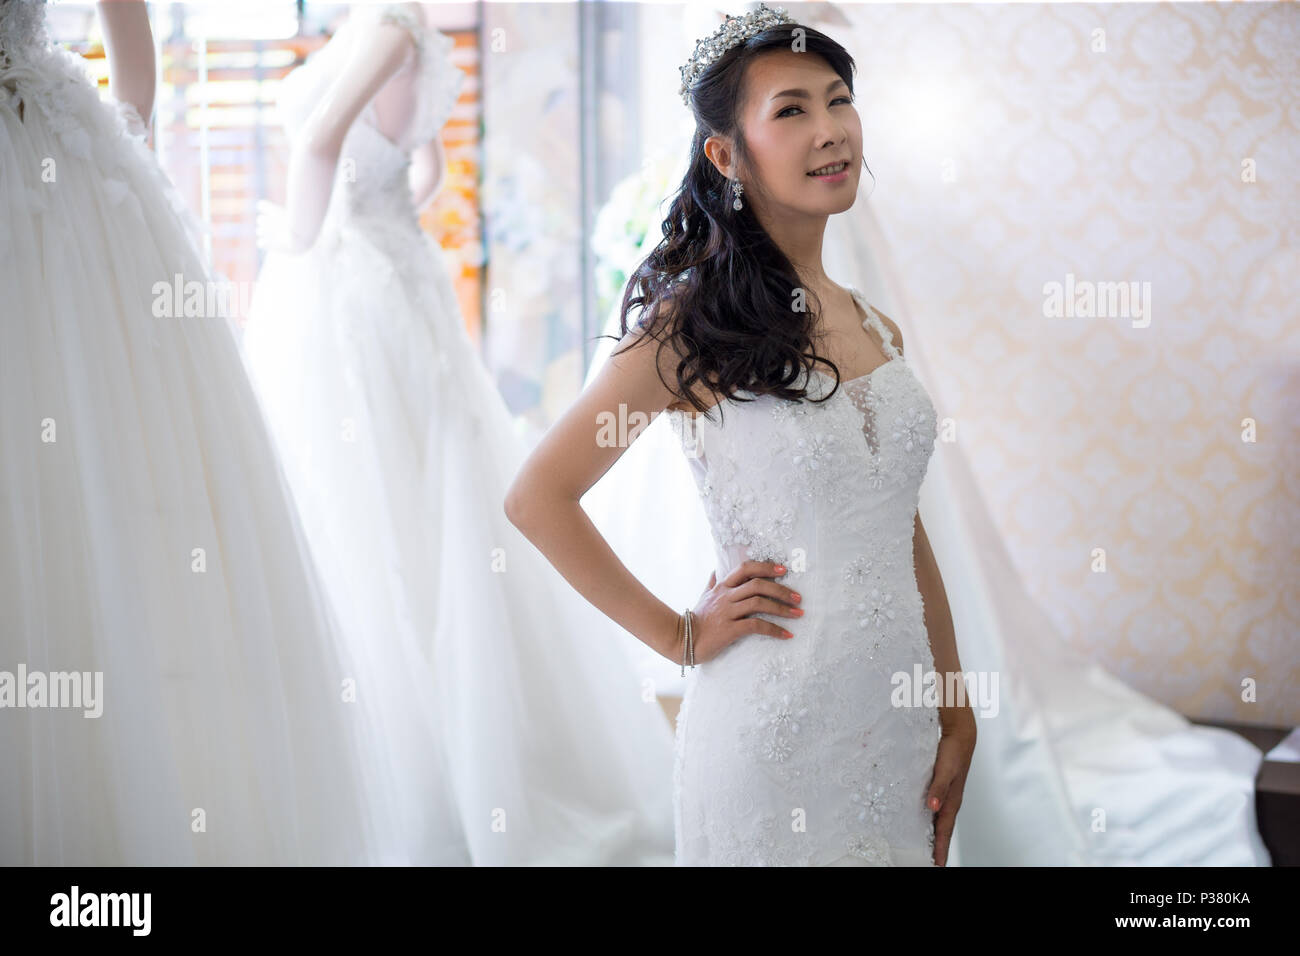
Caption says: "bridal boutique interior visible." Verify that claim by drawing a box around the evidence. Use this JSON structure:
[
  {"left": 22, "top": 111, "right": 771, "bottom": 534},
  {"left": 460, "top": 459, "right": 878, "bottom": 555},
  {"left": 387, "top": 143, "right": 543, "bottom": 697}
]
[{"left": 39, "top": 0, "right": 1297, "bottom": 866}]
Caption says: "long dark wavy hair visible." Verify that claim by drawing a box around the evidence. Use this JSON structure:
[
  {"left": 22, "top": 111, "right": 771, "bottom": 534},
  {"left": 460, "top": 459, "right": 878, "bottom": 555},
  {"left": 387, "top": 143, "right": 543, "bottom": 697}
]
[{"left": 599, "top": 18, "right": 873, "bottom": 426}]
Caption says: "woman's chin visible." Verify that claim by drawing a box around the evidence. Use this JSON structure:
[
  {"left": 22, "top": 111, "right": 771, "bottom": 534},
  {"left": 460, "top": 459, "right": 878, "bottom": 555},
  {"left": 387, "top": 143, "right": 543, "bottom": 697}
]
[
  {"left": 800, "top": 177, "right": 860, "bottom": 214},
  {"left": 806, "top": 193, "right": 858, "bottom": 217}
]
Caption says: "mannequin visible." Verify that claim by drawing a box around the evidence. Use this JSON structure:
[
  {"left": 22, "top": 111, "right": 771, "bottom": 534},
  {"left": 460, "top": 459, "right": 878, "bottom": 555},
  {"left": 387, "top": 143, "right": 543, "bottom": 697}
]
[
  {"left": 97, "top": 0, "right": 154, "bottom": 132},
  {"left": 258, "top": 3, "right": 446, "bottom": 252}
]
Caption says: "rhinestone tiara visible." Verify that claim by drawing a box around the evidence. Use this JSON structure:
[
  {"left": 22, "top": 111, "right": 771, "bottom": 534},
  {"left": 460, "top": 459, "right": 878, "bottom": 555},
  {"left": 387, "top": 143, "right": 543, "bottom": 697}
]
[{"left": 678, "top": 4, "right": 797, "bottom": 107}]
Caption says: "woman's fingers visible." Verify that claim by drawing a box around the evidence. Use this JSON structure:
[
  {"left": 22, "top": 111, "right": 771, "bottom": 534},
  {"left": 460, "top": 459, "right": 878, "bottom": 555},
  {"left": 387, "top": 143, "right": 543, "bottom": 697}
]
[
  {"left": 730, "top": 575, "right": 801, "bottom": 609},
  {"left": 690, "top": 561, "right": 802, "bottom": 663},
  {"left": 723, "top": 559, "right": 784, "bottom": 589},
  {"left": 730, "top": 617, "right": 792, "bottom": 642},
  {"left": 932, "top": 799, "right": 959, "bottom": 867},
  {"left": 732, "top": 594, "right": 803, "bottom": 620},
  {"left": 927, "top": 732, "right": 971, "bottom": 866}
]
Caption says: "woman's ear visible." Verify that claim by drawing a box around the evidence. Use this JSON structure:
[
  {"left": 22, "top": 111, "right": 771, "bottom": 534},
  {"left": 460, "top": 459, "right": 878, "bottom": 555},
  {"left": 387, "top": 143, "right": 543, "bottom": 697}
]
[{"left": 703, "top": 134, "right": 735, "bottom": 179}]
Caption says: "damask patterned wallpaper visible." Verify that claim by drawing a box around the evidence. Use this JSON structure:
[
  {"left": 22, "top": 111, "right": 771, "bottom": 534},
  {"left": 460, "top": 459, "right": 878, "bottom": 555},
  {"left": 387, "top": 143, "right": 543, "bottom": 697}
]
[{"left": 834, "top": 1, "right": 1298, "bottom": 725}]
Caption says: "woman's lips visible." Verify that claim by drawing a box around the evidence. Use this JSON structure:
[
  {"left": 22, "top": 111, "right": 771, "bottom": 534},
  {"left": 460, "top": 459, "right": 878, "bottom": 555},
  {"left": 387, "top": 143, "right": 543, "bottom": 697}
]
[{"left": 807, "top": 161, "right": 849, "bottom": 183}]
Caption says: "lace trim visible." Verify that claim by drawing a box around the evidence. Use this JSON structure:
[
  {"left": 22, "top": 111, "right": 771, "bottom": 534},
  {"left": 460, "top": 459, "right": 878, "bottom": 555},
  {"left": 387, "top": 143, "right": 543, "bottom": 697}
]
[
  {"left": 848, "top": 286, "right": 900, "bottom": 359},
  {"left": 423, "top": 29, "right": 463, "bottom": 136},
  {"left": 0, "top": 0, "right": 47, "bottom": 59}
]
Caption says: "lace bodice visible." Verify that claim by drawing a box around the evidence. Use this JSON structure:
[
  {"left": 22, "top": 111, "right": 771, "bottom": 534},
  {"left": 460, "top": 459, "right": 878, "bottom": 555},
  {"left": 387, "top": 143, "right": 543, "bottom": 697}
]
[
  {"left": 0, "top": 0, "right": 198, "bottom": 257},
  {"left": 277, "top": 3, "right": 462, "bottom": 231},
  {"left": 665, "top": 286, "right": 943, "bottom": 866},
  {"left": 0, "top": 0, "right": 47, "bottom": 60},
  {"left": 667, "top": 287, "right": 938, "bottom": 566}
]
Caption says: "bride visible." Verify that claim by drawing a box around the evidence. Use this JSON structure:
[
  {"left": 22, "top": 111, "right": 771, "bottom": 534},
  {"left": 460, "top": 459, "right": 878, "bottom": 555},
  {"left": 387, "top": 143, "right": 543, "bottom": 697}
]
[
  {"left": 0, "top": 0, "right": 465, "bottom": 864},
  {"left": 577, "top": 1, "right": 1272, "bottom": 868},
  {"left": 241, "top": 1, "right": 676, "bottom": 865}
]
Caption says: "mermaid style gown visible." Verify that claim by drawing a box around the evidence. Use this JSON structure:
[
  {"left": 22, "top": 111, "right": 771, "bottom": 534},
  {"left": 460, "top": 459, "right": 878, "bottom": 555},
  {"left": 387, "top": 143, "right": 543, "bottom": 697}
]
[{"left": 667, "top": 286, "right": 942, "bottom": 866}]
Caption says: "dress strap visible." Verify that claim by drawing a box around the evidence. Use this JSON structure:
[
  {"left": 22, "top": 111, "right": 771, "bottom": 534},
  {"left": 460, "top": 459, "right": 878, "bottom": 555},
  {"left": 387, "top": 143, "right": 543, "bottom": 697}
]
[
  {"left": 848, "top": 286, "right": 899, "bottom": 359},
  {"left": 370, "top": 3, "right": 428, "bottom": 57}
]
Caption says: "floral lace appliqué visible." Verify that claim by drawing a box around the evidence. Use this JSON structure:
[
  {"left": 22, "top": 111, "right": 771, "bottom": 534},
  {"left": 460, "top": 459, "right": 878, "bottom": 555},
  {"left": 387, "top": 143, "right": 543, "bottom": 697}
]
[{"left": 668, "top": 289, "right": 942, "bottom": 867}]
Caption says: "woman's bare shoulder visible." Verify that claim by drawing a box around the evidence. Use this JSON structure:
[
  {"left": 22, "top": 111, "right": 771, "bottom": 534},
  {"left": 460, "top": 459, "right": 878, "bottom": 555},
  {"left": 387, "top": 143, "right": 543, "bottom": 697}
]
[{"left": 619, "top": 293, "right": 719, "bottom": 414}]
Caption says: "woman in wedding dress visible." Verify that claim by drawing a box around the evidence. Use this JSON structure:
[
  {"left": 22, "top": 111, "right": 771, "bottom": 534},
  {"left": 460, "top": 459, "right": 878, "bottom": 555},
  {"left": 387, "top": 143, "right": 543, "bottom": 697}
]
[
  {"left": 507, "top": 7, "right": 977, "bottom": 865},
  {"left": 241, "top": 2, "right": 675, "bottom": 865},
  {"left": 0, "top": 0, "right": 469, "bottom": 864},
  {"left": 579, "top": 3, "right": 1271, "bottom": 866}
]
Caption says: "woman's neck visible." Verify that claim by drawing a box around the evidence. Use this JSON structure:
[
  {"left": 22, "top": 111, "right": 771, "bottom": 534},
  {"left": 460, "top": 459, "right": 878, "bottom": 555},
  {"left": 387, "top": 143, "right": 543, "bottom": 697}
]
[{"left": 760, "top": 210, "right": 832, "bottom": 296}]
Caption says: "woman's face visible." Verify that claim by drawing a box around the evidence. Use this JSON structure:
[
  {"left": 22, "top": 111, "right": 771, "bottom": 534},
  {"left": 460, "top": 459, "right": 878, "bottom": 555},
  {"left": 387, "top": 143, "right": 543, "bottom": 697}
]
[{"left": 718, "top": 49, "right": 862, "bottom": 220}]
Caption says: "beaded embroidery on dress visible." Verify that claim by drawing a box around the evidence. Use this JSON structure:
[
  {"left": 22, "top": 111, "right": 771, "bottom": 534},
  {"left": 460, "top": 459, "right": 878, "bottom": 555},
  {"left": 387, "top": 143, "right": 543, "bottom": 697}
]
[{"left": 666, "top": 286, "right": 943, "bottom": 866}]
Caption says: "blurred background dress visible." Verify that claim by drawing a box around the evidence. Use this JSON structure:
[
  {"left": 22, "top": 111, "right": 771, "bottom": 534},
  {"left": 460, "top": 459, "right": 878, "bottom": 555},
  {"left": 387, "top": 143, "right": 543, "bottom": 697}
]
[{"left": 241, "top": 2, "right": 676, "bottom": 865}]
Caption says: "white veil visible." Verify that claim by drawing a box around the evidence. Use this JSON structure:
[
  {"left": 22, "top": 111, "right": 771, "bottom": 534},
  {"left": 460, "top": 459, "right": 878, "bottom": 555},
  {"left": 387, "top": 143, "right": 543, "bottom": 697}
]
[{"left": 824, "top": 203, "right": 1270, "bottom": 866}]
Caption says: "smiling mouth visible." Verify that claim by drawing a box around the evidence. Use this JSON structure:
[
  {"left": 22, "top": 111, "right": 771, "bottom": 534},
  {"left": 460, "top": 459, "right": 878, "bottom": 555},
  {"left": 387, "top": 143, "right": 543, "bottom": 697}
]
[{"left": 807, "top": 161, "right": 849, "bottom": 176}]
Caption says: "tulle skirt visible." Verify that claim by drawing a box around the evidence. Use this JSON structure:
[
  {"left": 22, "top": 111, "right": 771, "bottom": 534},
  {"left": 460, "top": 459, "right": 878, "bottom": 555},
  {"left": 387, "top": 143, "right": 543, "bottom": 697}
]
[
  {"left": 0, "top": 44, "right": 454, "bottom": 864},
  {"left": 241, "top": 209, "right": 677, "bottom": 864}
]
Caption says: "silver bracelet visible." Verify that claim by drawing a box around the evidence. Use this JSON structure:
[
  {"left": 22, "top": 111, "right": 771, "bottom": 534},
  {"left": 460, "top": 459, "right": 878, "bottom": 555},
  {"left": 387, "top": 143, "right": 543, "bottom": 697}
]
[
  {"left": 680, "top": 610, "right": 688, "bottom": 677},
  {"left": 680, "top": 609, "right": 696, "bottom": 677}
]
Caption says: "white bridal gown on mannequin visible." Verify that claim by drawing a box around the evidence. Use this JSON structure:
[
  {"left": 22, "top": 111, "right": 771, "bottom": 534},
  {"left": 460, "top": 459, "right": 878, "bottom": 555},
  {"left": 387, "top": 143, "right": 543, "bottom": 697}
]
[
  {"left": 241, "top": 3, "right": 675, "bottom": 865},
  {"left": 0, "top": 0, "right": 469, "bottom": 864}
]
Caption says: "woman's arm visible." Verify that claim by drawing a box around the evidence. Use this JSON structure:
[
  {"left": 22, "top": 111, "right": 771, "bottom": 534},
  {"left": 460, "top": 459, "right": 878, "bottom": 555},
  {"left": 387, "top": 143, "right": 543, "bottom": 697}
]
[
  {"left": 913, "top": 513, "right": 967, "bottom": 717},
  {"left": 97, "top": 0, "right": 155, "bottom": 129},
  {"left": 409, "top": 136, "right": 446, "bottom": 212},
  {"left": 278, "top": 20, "right": 413, "bottom": 253},
  {"left": 914, "top": 510, "right": 975, "bottom": 866},
  {"left": 504, "top": 326, "right": 686, "bottom": 659},
  {"left": 504, "top": 317, "right": 802, "bottom": 665}
]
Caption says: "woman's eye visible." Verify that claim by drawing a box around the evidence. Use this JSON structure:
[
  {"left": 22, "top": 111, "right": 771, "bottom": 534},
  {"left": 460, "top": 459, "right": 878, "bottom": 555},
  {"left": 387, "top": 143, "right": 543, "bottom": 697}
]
[{"left": 777, "top": 97, "right": 854, "bottom": 118}]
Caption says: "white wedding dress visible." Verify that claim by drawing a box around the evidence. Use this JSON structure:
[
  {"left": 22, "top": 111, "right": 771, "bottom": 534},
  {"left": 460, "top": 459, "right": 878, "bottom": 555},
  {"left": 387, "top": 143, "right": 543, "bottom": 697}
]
[
  {"left": 241, "top": 4, "right": 676, "bottom": 865},
  {"left": 0, "top": 0, "right": 469, "bottom": 864},
  {"left": 666, "top": 287, "right": 942, "bottom": 866}
]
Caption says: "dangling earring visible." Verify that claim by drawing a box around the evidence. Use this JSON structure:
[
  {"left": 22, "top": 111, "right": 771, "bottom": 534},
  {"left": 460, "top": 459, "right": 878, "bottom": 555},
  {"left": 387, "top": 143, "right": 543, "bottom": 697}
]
[{"left": 731, "top": 178, "right": 744, "bottom": 211}]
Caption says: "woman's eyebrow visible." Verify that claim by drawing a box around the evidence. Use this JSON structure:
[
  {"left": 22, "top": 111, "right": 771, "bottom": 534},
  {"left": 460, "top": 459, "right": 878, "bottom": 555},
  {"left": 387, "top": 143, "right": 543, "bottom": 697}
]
[{"left": 769, "top": 78, "right": 847, "bottom": 101}]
